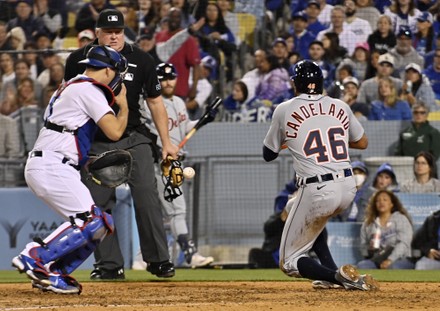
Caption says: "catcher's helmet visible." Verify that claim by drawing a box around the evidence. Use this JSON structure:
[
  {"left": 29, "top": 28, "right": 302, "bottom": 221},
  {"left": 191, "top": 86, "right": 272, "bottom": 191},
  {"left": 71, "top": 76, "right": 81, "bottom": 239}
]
[
  {"left": 79, "top": 45, "right": 128, "bottom": 91},
  {"left": 156, "top": 62, "right": 178, "bottom": 81},
  {"left": 290, "top": 60, "right": 323, "bottom": 94}
]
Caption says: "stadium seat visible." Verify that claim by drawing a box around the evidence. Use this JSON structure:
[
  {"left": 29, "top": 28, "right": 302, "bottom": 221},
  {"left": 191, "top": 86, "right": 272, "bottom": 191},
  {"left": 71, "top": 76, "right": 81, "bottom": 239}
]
[
  {"left": 428, "top": 111, "right": 440, "bottom": 121},
  {"left": 236, "top": 13, "right": 256, "bottom": 48}
]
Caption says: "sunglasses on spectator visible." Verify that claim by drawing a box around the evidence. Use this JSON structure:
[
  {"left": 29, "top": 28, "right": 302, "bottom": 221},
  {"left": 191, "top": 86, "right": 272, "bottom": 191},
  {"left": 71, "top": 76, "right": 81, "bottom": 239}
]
[{"left": 413, "top": 110, "right": 427, "bottom": 115}]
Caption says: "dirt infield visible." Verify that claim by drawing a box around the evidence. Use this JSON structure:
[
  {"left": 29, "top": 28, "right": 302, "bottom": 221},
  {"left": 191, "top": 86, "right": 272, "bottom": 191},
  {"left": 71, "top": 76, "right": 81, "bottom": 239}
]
[{"left": 0, "top": 281, "right": 439, "bottom": 311}]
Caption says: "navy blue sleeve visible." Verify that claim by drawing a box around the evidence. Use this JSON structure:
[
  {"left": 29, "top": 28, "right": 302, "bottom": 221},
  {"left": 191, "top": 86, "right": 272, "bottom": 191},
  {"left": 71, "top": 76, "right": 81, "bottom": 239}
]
[{"left": 263, "top": 146, "right": 278, "bottom": 162}]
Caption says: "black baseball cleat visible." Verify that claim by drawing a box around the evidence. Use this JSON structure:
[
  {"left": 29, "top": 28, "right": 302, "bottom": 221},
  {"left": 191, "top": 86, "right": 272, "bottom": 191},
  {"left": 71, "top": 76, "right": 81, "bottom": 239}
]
[
  {"left": 146, "top": 261, "right": 175, "bottom": 278},
  {"left": 90, "top": 267, "right": 125, "bottom": 280}
]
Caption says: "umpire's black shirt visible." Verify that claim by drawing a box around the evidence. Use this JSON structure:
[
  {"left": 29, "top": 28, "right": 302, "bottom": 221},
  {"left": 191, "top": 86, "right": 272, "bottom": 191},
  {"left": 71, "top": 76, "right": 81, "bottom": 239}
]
[{"left": 64, "top": 40, "right": 161, "bottom": 142}]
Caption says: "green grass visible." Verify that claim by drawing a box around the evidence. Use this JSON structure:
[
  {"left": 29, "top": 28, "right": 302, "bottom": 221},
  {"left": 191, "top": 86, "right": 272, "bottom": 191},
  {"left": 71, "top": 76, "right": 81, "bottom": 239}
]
[{"left": 2, "top": 268, "right": 440, "bottom": 283}]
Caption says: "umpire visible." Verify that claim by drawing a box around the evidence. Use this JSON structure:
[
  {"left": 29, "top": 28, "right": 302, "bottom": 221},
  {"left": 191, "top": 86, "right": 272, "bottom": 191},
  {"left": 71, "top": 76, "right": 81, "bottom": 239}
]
[{"left": 64, "top": 9, "right": 179, "bottom": 279}]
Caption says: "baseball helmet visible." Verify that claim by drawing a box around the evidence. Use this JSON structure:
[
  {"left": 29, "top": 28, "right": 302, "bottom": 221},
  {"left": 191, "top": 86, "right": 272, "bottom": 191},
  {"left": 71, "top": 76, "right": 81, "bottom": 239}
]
[
  {"left": 156, "top": 62, "right": 178, "bottom": 81},
  {"left": 79, "top": 45, "right": 128, "bottom": 91},
  {"left": 290, "top": 60, "right": 323, "bottom": 94}
]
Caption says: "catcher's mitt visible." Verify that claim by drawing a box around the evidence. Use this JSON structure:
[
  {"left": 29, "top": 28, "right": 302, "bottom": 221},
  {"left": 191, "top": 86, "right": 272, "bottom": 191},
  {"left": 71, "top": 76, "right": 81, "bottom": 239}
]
[
  {"left": 161, "top": 156, "right": 183, "bottom": 202},
  {"left": 88, "top": 149, "right": 133, "bottom": 188}
]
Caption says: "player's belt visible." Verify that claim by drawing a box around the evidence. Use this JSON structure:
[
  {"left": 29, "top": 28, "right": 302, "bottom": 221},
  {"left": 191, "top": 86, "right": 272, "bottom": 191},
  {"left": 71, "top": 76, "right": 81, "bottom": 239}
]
[
  {"left": 44, "top": 121, "right": 78, "bottom": 135},
  {"left": 29, "top": 150, "right": 81, "bottom": 171},
  {"left": 303, "top": 168, "right": 352, "bottom": 184}
]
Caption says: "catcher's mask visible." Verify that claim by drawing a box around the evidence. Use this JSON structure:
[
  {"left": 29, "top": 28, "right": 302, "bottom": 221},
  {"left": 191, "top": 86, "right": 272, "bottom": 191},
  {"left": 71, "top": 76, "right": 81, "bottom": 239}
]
[
  {"left": 79, "top": 45, "right": 128, "bottom": 92},
  {"left": 161, "top": 156, "right": 183, "bottom": 202}
]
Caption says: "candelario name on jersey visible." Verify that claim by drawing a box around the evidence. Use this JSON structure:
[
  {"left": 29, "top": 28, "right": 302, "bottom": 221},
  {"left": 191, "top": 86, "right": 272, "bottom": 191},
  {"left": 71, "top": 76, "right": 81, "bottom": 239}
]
[{"left": 285, "top": 102, "right": 349, "bottom": 138}]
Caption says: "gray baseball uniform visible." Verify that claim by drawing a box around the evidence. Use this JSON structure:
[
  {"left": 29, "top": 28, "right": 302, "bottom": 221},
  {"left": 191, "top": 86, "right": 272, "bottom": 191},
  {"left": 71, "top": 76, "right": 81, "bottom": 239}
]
[
  {"left": 145, "top": 95, "right": 197, "bottom": 237},
  {"left": 263, "top": 93, "right": 365, "bottom": 276}
]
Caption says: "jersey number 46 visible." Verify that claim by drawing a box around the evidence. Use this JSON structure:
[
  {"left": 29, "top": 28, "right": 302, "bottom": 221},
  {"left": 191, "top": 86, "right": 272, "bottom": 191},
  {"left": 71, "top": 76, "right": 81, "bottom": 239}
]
[{"left": 303, "top": 127, "right": 348, "bottom": 163}]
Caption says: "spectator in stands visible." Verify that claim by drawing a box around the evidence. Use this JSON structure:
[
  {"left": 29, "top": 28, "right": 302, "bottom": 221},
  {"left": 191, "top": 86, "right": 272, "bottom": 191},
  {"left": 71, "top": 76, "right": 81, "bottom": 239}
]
[
  {"left": 12, "top": 77, "right": 39, "bottom": 114},
  {"left": 6, "top": 0, "right": 45, "bottom": 42},
  {"left": 308, "top": 40, "right": 336, "bottom": 90},
  {"left": 283, "top": 33, "right": 295, "bottom": 54},
  {"left": 357, "top": 189, "right": 414, "bottom": 269},
  {"left": 326, "top": 64, "right": 354, "bottom": 99},
  {"left": 139, "top": 18, "right": 205, "bottom": 66},
  {"left": 430, "top": 0, "right": 440, "bottom": 34},
  {"left": 316, "top": 5, "right": 357, "bottom": 55},
  {"left": 199, "top": 2, "right": 236, "bottom": 82},
  {"left": 367, "top": 15, "right": 397, "bottom": 53},
  {"left": 22, "top": 42, "right": 39, "bottom": 80},
  {"left": 368, "top": 76, "right": 412, "bottom": 120},
  {"left": 138, "top": 0, "right": 160, "bottom": 31},
  {"left": 271, "top": 37, "right": 290, "bottom": 70},
  {"left": 356, "top": 0, "right": 381, "bottom": 31},
  {"left": 115, "top": 1, "right": 137, "bottom": 44},
  {"left": 46, "top": 61, "right": 64, "bottom": 89},
  {"left": 337, "top": 42, "right": 370, "bottom": 82},
  {"left": 0, "top": 113, "right": 22, "bottom": 159},
  {"left": 358, "top": 53, "right": 403, "bottom": 105},
  {"left": 217, "top": 0, "right": 240, "bottom": 46},
  {"left": 0, "top": 21, "right": 13, "bottom": 51},
  {"left": 423, "top": 47, "right": 440, "bottom": 105},
  {"left": 1, "top": 59, "right": 43, "bottom": 108},
  {"left": 399, "top": 63, "right": 436, "bottom": 111},
  {"left": 364, "top": 49, "right": 382, "bottom": 80},
  {"left": 36, "top": 51, "right": 59, "bottom": 89},
  {"left": 413, "top": 12, "right": 436, "bottom": 57},
  {"left": 423, "top": 33, "right": 440, "bottom": 69},
  {"left": 317, "top": 0, "right": 333, "bottom": 27},
  {"left": 321, "top": 32, "right": 348, "bottom": 68},
  {"left": 7, "top": 27, "right": 26, "bottom": 52},
  {"left": 0, "top": 52, "right": 16, "bottom": 85},
  {"left": 187, "top": 55, "right": 215, "bottom": 120},
  {"left": 384, "top": 0, "right": 422, "bottom": 35},
  {"left": 254, "top": 53, "right": 290, "bottom": 103},
  {"left": 411, "top": 209, "right": 440, "bottom": 270},
  {"left": 401, "top": 151, "right": 440, "bottom": 193},
  {"left": 341, "top": 76, "right": 370, "bottom": 120},
  {"left": 34, "top": 31, "right": 52, "bottom": 50},
  {"left": 390, "top": 26, "right": 425, "bottom": 80},
  {"left": 332, "top": 160, "right": 370, "bottom": 222},
  {"left": 343, "top": 0, "right": 372, "bottom": 43},
  {"left": 305, "top": 0, "right": 327, "bottom": 37},
  {"left": 156, "top": 8, "right": 201, "bottom": 100},
  {"left": 395, "top": 102, "right": 440, "bottom": 160},
  {"left": 222, "top": 79, "right": 250, "bottom": 122},
  {"left": 290, "top": 12, "right": 316, "bottom": 60},
  {"left": 75, "top": 0, "right": 115, "bottom": 33},
  {"left": 241, "top": 49, "right": 266, "bottom": 98},
  {"left": 33, "top": 0, "right": 61, "bottom": 40},
  {"left": 171, "top": 0, "right": 195, "bottom": 28},
  {"left": 222, "top": 78, "right": 272, "bottom": 123},
  {"left": 356, "top": 162, "right": 400, "bottom": 222},
  {"left": 77, "top": 29, "right": 95, "bottom": 48},
  {"left": 333, "top": 160, "right": 370, "bottom": 222}
]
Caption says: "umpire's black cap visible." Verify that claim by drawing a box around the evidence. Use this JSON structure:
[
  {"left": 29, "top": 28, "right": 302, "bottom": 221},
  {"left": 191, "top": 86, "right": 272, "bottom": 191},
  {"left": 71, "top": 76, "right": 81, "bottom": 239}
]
[{"left": 96, "top": 9, "right": 125, "bottom": 29}]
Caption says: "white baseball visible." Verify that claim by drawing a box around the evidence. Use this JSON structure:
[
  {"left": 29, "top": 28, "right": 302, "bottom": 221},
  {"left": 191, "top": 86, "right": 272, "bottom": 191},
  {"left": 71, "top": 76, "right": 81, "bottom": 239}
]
[{"left": 183, "top": 167, "right": 195, "bottom": 179}]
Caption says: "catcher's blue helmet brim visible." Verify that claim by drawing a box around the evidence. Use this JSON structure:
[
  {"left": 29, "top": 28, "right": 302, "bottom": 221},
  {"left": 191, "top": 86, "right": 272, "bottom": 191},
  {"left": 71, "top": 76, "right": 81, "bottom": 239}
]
[{"left": 79, "top": 58, "right": 111, "bottom": 69}]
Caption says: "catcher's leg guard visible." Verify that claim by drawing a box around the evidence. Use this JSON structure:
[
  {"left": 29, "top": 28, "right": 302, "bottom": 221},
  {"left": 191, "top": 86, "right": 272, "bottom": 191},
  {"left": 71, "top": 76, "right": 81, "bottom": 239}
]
[{"left": 29, "top": 206, "right": 114, "bottom": 275}]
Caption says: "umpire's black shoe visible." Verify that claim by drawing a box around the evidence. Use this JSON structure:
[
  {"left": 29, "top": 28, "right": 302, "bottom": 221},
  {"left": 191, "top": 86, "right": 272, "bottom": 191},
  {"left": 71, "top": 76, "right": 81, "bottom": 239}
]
[
  {"left": 146, "top": 261, "right": 175, "bottom": 278},
  {"left": 90, "top": 267, "right": 125, "bottom": 280}
]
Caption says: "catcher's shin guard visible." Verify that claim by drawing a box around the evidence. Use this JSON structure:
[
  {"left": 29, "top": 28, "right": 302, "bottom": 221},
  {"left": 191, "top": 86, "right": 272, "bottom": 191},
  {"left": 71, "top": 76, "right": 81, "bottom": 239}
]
[{"left": 29, "top": 206, "right": 114, "bottom": 275}]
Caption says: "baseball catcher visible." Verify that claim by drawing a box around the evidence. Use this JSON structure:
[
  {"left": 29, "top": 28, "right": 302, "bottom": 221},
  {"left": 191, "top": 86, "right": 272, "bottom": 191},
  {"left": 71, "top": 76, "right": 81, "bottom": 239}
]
[{"left": 11, "top": 45, "right": 129, "bottom": 294}]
